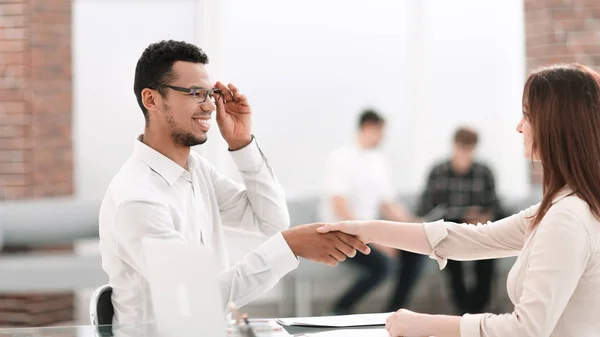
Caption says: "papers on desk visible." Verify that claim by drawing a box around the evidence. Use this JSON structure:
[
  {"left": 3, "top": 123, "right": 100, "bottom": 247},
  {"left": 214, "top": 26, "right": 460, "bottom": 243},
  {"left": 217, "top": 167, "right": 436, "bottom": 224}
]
[
  {"left": 226, "top": 319, "right": 291, "bottom": 336},
  {"left": 276, "top": 312, "right": 392, "bottom": 328},
  {"left": 302, "top": 329, "right": 390, "bottom": 337},
  {"left": 227, "top": 330, "right": 291, "bottom": 337}
]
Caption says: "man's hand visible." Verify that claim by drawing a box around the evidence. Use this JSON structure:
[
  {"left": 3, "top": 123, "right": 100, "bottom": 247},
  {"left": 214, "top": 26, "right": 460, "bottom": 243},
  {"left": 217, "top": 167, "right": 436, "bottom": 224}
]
[
  {"left": 282, "top": 224, "right": 371, "bottom": 266},
  {"left": 214, "top": 81, "right": 252, "bottom": 151}
]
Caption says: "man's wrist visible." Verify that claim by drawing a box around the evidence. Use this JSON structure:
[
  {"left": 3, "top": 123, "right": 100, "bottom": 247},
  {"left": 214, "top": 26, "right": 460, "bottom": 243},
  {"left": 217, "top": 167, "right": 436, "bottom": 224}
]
[
  {"left": 280, "top": 229, "right": 297, "bottom": 257},
  {"left": 227, "top": 135, "right": 253, "bottom": 151}
]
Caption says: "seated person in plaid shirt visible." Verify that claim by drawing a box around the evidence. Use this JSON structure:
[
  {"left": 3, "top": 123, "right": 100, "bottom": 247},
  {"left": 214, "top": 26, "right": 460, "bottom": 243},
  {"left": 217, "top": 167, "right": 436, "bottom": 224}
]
[{"left": 418, "top": 127, "right": 502, "bottom": 315}]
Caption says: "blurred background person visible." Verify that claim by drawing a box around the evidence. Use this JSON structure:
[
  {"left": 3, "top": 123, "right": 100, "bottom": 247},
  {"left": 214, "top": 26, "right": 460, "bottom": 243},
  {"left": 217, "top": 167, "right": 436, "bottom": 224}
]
[
  {"left": 319, "top": 109, "right": 423, "bottom": 314},
  {"left": 417, "top": 127, "right": 503, "bottom": 314}
]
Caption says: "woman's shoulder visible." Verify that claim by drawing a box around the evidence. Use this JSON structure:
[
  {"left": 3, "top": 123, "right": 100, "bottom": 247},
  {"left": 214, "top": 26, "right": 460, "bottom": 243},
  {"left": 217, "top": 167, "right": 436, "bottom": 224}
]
[
  {"left": 548, "top": 193, "right": 599, "bottom": 234},
  {"left": 553, "top": 191, "right": 590, "bottom": 213}
]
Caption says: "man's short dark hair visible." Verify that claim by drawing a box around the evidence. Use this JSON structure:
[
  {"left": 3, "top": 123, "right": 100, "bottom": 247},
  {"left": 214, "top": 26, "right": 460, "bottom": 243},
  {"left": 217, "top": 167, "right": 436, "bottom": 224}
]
[
  {"left": 133, "top": 40, "right": 209, "bottom": 122},
  {"left": 358, "top": 109, "right": 385, "bottom": 128},
  {"left": 454, "top": 127, "right": 478, "bottom": 146}
]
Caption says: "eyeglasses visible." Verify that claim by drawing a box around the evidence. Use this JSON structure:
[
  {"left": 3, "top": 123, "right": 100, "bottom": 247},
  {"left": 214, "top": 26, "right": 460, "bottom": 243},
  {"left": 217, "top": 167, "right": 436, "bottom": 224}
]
[{"left": 156, "top": 84, "right": 222, "bottom": 104}]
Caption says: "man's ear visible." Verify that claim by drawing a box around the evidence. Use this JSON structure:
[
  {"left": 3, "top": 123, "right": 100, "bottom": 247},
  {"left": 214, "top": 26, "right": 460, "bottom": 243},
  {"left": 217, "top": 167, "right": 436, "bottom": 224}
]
[{"left": 141, "top": 88, "right": 161, "bottom": 112}]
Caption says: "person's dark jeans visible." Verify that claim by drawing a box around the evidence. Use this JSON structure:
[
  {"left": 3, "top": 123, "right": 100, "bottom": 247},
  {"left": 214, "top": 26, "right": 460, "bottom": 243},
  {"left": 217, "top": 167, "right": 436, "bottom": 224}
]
[
  {"left": 386, "top": 251, "right": 425, "bottom": 312},
  {"left": 332, "top": 247, "right": 425, "bottom": 314},
  {"left": 332, "top": 247, "right": 391, "bottom": 314},
  {"left": 444, "top": 259, "right": 495, "bottom": 314}
]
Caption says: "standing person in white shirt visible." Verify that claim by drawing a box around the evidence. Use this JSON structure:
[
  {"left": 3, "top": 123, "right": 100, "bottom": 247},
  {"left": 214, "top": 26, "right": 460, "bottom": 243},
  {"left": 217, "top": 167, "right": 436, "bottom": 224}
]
[
  {"left": 320, "top": 110, "right": 421, "bottom": 314},
  {"left": 98, "top": 40, "right": 370, "bottom": 325},
  {"left": 316, "top": 63, "right": 600, "bottom": 337}
]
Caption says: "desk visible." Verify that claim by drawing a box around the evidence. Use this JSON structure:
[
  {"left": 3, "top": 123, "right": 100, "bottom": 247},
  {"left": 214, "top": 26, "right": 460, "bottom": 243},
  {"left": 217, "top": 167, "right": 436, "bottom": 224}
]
[
  {"left": 285, "top": 325, "right": 383, "bottom": 336},
  {"left": 0, "top": 323, "right": 384, "bottom": 337}
]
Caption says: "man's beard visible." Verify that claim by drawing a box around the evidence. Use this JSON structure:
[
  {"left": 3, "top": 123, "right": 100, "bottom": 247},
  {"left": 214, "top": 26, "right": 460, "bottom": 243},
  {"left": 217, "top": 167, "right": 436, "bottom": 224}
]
[{"left": 165, "top": 105, "right": 207, "bottom": 147}]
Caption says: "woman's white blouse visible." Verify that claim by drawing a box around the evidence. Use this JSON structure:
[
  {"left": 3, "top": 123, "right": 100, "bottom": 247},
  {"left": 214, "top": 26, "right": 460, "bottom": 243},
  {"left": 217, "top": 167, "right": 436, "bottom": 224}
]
[{"left": 424, "top": 188, "right": 600, "bottom": 337}]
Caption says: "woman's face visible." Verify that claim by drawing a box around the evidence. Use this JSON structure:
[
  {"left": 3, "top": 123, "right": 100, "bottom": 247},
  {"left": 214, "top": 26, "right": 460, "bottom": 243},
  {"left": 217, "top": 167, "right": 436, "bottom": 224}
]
[{"left": 516, "top": 110, "right": 535, "bottom": 161}]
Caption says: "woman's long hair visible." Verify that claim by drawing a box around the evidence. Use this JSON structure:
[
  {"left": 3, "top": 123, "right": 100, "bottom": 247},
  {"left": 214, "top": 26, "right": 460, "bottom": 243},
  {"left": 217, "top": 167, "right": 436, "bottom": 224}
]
[{"left": 523, "top": 63, "right": 600, "bottom": 226}]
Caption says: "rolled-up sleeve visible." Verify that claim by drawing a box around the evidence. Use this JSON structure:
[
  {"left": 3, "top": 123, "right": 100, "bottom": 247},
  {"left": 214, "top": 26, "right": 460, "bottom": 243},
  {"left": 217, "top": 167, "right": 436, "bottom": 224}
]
[
  {"left": 458, "top": 208, "right": 591, "bottom": 337},
  {"left": 423, "top": 204, "right": 538, "bottom": 269}
]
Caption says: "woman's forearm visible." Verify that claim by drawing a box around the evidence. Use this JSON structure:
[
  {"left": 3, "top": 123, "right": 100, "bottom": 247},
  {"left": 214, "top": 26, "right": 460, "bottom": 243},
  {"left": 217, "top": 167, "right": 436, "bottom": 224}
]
[
  {"left": 368, "top": 220, "right": 433, "bottom": 255},
  {"left": 425, "top": 314, "right": 462, "bottom": 337}
]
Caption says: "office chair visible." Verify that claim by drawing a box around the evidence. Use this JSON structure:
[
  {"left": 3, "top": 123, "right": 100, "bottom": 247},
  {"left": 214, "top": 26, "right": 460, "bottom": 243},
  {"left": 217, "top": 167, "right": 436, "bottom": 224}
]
[{"left": 90, "top": 284, "right": 114, "bottom": 326}]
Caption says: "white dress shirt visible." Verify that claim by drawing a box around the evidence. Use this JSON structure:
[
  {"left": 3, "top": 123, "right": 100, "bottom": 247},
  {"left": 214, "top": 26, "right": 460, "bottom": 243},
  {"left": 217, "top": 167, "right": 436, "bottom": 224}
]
[
  {"left": 424, "top": 187, "right": 600, "bottom": 337},
  {"left": 99, "top": 136, "right": 299, "bottom": 325},
  {"left": 319, "top": 142, "right": 395, "bottom": 222}
]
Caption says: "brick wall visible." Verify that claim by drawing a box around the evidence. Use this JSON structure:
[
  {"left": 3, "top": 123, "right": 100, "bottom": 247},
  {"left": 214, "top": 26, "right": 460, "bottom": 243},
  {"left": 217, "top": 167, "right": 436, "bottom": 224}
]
[
  {"left": 0, "top": 0, "right": 74, "bottom": 327},
  {"left": 0, "top": 0, "right": 72, "bottom": 200},
  {"left": 524, "top": 0, "right": 600, "bottom": 184},
  {"left": 525, "top": 0, "right": 600, "bottom": 70},
  {"left": 0, "top": 293, "right": 74, "bottom": 327}
]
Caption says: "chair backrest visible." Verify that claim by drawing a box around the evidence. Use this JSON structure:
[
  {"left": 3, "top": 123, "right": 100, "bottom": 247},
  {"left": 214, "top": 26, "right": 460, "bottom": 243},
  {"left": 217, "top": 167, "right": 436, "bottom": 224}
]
[{"left": 89, "top": 284, "right": 114, "bottom": 326}]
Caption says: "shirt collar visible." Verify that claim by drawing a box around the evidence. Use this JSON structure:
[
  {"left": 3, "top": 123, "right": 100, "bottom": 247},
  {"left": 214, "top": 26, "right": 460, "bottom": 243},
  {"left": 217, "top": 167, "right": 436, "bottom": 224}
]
[
  {"left": 552, "top": 185, "right": 575, "bottom": 203},
  {"left": 133, "top": 135, "right": 186, "bottom": 186}
]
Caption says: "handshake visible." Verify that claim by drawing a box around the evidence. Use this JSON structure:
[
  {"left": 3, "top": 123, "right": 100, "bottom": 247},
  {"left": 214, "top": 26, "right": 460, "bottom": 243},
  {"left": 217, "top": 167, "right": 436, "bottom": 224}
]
[{"left": 281, "top": 222, "right": 371, "bottom": 266}]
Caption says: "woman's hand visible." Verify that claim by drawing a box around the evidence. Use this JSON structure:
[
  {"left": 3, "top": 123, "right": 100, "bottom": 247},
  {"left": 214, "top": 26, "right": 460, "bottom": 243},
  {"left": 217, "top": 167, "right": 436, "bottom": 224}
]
[
  {"left": 316, "top": 220, "right": 376, "bottom": 244},
  {"left": 318, "top": 219, "right": 434, "bottom": 258},
  {"left": 386, "top": 309, "right": 461, "bottom": 337},
  {"left": 385, "top": 309, "right": 429, "bottom": 337}
]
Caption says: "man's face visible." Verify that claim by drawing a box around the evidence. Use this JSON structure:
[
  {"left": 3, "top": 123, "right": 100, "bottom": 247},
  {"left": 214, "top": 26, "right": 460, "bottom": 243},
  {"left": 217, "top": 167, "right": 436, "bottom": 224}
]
[
  {"left": 453, "top": 142, "right": 475, "bottom": 169},
  {"left": 154, "top": 61, "right": 217, "bottom": 147},
  {"left": 361, "top": 122, "right": 385, "bottom": 148}
]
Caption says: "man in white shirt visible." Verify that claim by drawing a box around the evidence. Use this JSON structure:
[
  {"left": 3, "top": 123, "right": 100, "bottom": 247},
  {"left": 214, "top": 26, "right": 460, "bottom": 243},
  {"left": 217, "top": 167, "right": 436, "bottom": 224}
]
[
  {"left": 319, "top": 110, "right": 422, "bottom": 314},
  {"left": 99, "top": 40, "right": 370, "bottom": 324}
]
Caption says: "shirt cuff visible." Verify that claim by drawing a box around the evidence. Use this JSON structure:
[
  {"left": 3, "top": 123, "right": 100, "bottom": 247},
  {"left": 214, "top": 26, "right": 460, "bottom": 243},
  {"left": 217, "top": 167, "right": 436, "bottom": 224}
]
[
  {"left": 423, "top": 219, "right": 448, "bottom": 270},
  {"left": 460, "top": 314, "right": 483, "bottom": 337},
  {"left": 229, "top": 137, "right": 264, "bottom": 172},
  {"left": 256, "top": 232, "right": 299, "bottom": 278}
]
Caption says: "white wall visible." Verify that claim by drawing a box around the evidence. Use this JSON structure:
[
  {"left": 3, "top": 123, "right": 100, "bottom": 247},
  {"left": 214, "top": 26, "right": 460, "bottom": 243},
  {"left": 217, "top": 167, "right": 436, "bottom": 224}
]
[
  {"left": 214, "top": 0, "right": 412, "bottom": 199},
  {"left": 211, "top": 0, "right": 529, "bottom": 200},
  {"left": 73, "top": 0, "right": 529, "bottom": 202}
]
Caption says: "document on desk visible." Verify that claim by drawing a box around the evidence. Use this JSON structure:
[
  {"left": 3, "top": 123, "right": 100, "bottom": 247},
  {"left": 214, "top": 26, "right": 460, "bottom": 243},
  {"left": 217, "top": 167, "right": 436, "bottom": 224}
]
[
  {"left": 302, "top": 329, "right": 390, "bottom": 337},
  {"left": 276, "top": 312, "right": 392, "bottom": 328}
]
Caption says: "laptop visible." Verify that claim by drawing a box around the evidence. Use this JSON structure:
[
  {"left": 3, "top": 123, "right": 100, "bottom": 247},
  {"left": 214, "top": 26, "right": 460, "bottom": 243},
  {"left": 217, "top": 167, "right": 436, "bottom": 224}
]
[{"left": 142, "top": 238, "right": 227, "bottom": 337}]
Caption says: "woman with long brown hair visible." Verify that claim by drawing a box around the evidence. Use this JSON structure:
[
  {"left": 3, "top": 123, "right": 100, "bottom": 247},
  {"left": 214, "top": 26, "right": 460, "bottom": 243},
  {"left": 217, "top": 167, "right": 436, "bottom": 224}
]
[{"left": 316, "top": 63, "right": 600, "bottom": 337}]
